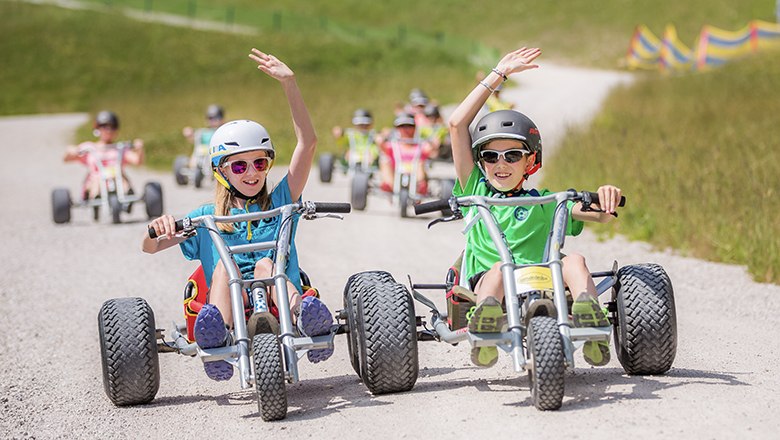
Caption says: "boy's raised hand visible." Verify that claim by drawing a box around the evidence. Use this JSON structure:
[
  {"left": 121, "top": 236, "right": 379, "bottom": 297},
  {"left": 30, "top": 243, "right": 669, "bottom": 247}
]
[
  {"left": 249, "top": 48, "right": 294, "bottom": 81},
  {"left": 495, "top": 47, "right": 542, "bottom": 77}
]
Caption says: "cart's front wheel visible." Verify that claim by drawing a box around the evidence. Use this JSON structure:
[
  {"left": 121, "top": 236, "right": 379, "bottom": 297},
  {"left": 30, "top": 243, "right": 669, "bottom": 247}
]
[
  {"left": 143, "top": 182, "right": 163, "bottom": 219},
  {"left": 399, "top": 188, "right": 410, "bottom": 218},
  {"left": 173, "top": 155, "right": 189, "bottom": 186},
  {"left": 319, "top": 153, "right": 334, "bottom": 183},
  {"left": 109, "top": 194, "right": 122, "bottom": 224},
  {"left": 351, "top": 171, "right": 370, "bottom": 211},
  {"left": 613, "top": 264, "right": 676, "bottom": 375},
  {"left": 527, "top": 316, "right": 565, "bottom": 411},
  {"left": 98, "top": 297, "right": 160, "bottom": 406},
  {"left": 51, "top": 188, "right": 72, "bottom": 224},
  {"left": 252, "top": 333, "right": 287, "bottom": 421}
]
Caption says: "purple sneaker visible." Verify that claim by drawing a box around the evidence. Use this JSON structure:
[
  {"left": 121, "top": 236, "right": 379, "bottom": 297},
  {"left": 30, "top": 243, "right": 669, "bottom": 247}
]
[
  {"left": 193, "top": 304, "right": 233, "bottom": 381},
  {"left": 297, "top": 296, "right": 334, "bottom": 363}
]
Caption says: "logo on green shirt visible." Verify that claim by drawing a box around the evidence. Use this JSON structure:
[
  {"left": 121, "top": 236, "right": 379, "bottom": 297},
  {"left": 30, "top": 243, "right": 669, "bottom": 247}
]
[{"left": 514, "top": 206, "right": 529, "bottom": 221}]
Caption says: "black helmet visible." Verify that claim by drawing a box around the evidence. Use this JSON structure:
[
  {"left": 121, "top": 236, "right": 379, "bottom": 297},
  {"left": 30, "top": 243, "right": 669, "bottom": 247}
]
[
  {"left": 94, "top": 110, "right": 119, "bottom": 129},
  {"left": 393, "top": 113, "right": 416, "bottom": 127},
  {"left": 471, "top": 110, "right": 542, "bottom": 175},
  {"left": 351, "top": 108, "right": 373, "bottom": 126},
  {"left": 423, "top": 104, "right": 440, "bottom": 119},
  {"left": 206, "top": 104, "right": 224, "bottom": 120}
]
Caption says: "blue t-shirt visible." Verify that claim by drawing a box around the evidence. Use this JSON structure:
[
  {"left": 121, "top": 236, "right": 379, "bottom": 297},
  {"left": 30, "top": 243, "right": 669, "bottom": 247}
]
[{"left": 179, "top": 176, "right": 302, "bottom": 293}]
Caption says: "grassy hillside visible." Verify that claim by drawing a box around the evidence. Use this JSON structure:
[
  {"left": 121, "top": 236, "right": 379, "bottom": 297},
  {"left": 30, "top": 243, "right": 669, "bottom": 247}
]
[
  {"left": 542, "top": 50, "right": 780, "bottom": 283},
  {"left": 82, "top": 0, "right": 776, "bottom": 65},
  {"left": 0, "top": 2, "right": 472, "bottom": 168}
]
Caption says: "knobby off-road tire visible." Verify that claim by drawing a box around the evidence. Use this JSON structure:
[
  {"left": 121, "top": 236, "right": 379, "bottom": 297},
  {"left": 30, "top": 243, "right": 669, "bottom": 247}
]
[
  {"left": 527, "top": 316, "right": 565, "bottom": 411},
  {"left": 613, "top": 263, "right": 677, "bottom": 375},
  {"left": 343, "top": 271, "right": 397, "bottom": 376},
  {"left": 319, "top": 153, "right": 334, "bottom": 183},
  {"left": 351, "top": 171, "right": 370, "bottom": 211},
  {"left": 98, "top": 297, "right": 160, "bottom": 406},
  {"left": 252, "top": 333, "right": 287, "bottom": 421},
  {"left": 357, "top": 281, "right": 418, "bottom": 394},
  {"left": 51, "top": 188, "right": 71, "bottom": 224},
  {"left": 173, "top": 155, "right": 189, "bottom": 185}
]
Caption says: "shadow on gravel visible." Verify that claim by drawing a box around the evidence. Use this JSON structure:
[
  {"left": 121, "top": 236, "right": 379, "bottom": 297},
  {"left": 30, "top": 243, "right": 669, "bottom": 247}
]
[{"left": 506, "top": 367, "right": 748, "bottom": 411}]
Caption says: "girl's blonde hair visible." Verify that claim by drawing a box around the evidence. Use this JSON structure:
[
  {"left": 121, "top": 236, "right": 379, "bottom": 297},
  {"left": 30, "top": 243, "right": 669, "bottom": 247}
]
[{"left": 214, "top": 180, "right": 271, "bottom": 233}]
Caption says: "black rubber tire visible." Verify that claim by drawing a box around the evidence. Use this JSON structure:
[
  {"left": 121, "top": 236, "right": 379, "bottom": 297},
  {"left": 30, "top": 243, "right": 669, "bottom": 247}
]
[
  {"left": 613, "top": 264, "right": 677, "bottom": 375},
  {"left": 343, "top": 271, "right": 397, "bottom": 376},
  {"left": 356, "top": 281, "right": 418, "bottom": 394},
  {"left": 193, "top": 167, "right": 204, "bottom": 189},
  {"left": 399, "top": 188, "right": 410, "bottom": 218},
  {"left": 173, "top": 155, "right": 189, "bottom": 186},
  {"left": 319, "top": 153, "right": 334, "bottom": 183},
  {"left": 51, "top": 188, "right": 71, "bottom": 224},
  {"left": 143, "top": 182, "right": 163, "bottom": 219},
  {"left": 351, "top": 171, "right": 370, "bottom": 211},
  {"left": 527, "top": 316, "right": 565, "bottom": 411},
  {"left": 98, "top": 297, "right": 160, "bottom": 406},
  {"left": 109, "top": 194, "right": 122, "bottom": 224},
  {"left": 438, "top": 179, "right": 455, "bottom": 215},
  {"left": 252, "top": 333, "right": 287, "bottom": 421}
]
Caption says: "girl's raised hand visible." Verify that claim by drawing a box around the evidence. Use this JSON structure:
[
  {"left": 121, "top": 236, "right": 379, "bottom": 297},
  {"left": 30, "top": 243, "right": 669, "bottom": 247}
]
[
  {"left": 249, "top": 48, "right": 294, "bottom": 81},
  {"left": 495, "top": 47, "right": 542, "bottom": 77}
]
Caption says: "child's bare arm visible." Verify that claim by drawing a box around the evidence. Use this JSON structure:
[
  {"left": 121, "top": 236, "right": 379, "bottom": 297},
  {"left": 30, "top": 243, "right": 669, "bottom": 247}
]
[
  {"left": 142, "top": 214, "right": 187, "bottom": 253},
  {"left": 572, "top": 185, "right": 623, "bottom": 223},
  {"left": 249, "top": 48, "right": 317, "bottom": 201},
  {"left": 448, "top": 47, "right": 541, "bottom": 187}
]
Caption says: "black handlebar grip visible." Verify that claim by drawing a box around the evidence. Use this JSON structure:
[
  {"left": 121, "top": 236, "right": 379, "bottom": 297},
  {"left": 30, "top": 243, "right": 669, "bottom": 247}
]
[
  {"left": 586, "top": 191, "right": 626, "bottom": 207},
  {"left": 148, "top": 219, "right": 186, "bottom": 238},
  {"left": 312, "top": 202, "right": 352, "bottom": 213},
  {"left": 414, "top": 198, "right": 451, "bottom": 215}
]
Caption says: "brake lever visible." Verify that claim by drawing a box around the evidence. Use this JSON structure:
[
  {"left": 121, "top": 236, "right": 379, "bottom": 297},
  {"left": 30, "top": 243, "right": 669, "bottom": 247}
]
[
  {"left": 303, "top": 213, "right": 344, "bottom": 221},
  {"left": 427, "top": 212, "right": 463, "bottom": 229}
]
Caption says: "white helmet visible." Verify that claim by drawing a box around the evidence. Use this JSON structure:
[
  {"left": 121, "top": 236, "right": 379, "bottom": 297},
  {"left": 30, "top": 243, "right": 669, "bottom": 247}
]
[{"left": 209, "top": 120, "right": 275, "bottom": 190}]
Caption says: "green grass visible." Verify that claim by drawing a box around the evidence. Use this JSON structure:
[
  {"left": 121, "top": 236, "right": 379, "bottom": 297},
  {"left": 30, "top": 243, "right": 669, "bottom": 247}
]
[
  {"left": 542, "top": 50, "right": 780, "bottom": 283},
  {"left": 0, "top": 1, "right": 472, "bottom": 168}
]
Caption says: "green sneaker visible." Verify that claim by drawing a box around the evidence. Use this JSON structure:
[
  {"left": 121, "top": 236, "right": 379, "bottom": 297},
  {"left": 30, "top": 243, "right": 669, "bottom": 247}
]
[
  {"left": 582, "top": 340, "right": 611, "bottom": 366},
  {"left": 571, "top": 294, "right": 609, "bottom": 327},
  {"left": 467, "top": 297, "right": 505, "bottom": 368},
  {"left": 572, "top": 294, "right": 611, "bottom": 366}
]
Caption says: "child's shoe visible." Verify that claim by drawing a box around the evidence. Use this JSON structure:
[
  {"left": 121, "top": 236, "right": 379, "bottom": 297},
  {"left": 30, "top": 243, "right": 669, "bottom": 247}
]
[
  {"left": 571, "top": 294, "right": 611, "bottom": 367},
  {"left": 467, "top": 297, "right": 505, "bottom": 368},
  {"left": 379, "top": 181, "right": 393, "bottom": 193},
  {"left": 193, "top": 304, "right": 234, "bottom": 381},
  {"left": 416, "top": 180, "right": 428, "bottom": 196},
  {"left": 297, "top": 296, "right": 334, "bottom": 363}
]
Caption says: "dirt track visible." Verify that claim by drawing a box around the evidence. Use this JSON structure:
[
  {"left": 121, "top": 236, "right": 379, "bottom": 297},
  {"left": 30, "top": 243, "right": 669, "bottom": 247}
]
[{"left": 2, "top": 64, "right": 780, "bottom": 439}]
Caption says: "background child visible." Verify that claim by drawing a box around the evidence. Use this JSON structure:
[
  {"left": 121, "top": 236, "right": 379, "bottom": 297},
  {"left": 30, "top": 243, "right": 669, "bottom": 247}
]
[
  {"left": 378, "top": 113, "right": 431, "bottom": 195},
  {"left": 448, "top": 47, "right": 623, "bottom": 368},
  {"left": 63, "top": 110, "right": 144, "bottom": 200},
  {"left": 331, "top": 108, "right": 380, "bottom": 169},
  {"left": 143, "top": 48, "right": 333, "bottom": 381}
]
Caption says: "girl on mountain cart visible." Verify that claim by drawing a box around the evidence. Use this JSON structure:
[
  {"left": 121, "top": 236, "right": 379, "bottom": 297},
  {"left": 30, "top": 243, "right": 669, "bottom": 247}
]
[{"left": 143, "top": 48, "right": 334, "bottom": 381}]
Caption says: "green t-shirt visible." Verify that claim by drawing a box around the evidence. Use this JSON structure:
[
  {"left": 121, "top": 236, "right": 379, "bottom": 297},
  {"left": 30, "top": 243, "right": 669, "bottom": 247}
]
[{"left": 453, "top": 167, "right": 584, "bottom": 279}]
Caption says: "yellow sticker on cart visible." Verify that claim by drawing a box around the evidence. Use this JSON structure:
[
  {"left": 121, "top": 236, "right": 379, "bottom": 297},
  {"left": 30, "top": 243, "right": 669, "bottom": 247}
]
[{"left": 514, "top": 266, "right": 553, "bottom": 293}]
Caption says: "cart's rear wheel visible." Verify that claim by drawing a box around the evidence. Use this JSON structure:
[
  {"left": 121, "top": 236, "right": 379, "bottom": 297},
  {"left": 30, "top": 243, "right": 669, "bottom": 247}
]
[
  {"left": 343, "top": 271, "right": 397, "bottom": 376},
  {"left": 613, "top": 264, "right": 676, "bottom": 375},
  {"left": 173, "top": 155, "right": 189, "bottom": 185},
  {"left": 356, "top": 281, "right": 418, "bottom": 394},
  {"left": 98, "top": 297, "right": 160, "bottom": 406},
  {"left": 527, "top": 316, "right": 565, "bottom": 411},
  {"left": 252, "top": 333, "right": 287, "bottom": 421},
  {"left": 51, "top": 188, "right": 72, "bottom": 224}
]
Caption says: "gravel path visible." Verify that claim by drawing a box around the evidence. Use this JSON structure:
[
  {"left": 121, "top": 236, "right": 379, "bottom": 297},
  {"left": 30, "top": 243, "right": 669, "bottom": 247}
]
[{"left": 2, "top": 64, "right": 779, "bottom": 439}]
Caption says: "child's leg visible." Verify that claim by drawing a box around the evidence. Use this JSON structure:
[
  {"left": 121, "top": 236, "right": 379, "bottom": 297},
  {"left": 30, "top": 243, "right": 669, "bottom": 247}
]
[
  {"left": 469, "top": 262, "right": 506, "bottom": 367},
  {"left": 563, "top": 254, "right": 610, "bottom": 366},
  {"left": 379, "top": 156, "right": 394, "bottom": 192},
  {"left": 253, "top": 257, "right": 300, "bottom": 317},
  {"left": 209, "top": 261, "right": 234, "bottom": 327}
]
